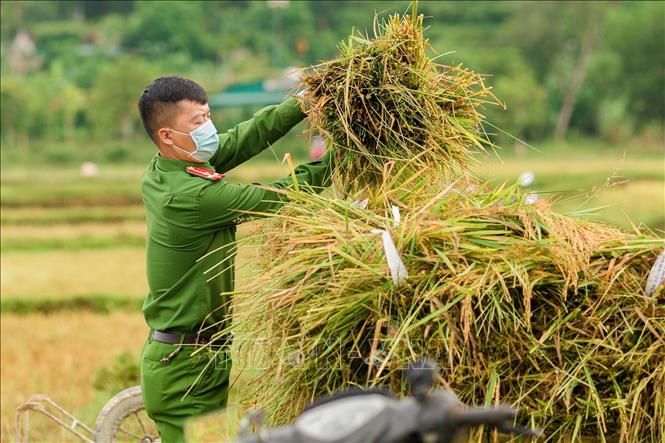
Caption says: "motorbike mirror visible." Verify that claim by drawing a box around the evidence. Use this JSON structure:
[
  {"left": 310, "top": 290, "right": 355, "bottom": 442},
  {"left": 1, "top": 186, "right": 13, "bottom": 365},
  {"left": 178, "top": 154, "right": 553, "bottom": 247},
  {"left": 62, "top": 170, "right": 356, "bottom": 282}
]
[{"left": 404, "top": 358, "right": 439, "bottom": 399}]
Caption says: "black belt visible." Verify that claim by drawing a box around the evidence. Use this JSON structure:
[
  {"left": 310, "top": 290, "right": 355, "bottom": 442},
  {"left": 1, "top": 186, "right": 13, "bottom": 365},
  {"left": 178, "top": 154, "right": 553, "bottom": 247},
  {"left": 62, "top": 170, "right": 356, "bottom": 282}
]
[{"left": 151, "top": 330, "right": 232, "bottom": 347}]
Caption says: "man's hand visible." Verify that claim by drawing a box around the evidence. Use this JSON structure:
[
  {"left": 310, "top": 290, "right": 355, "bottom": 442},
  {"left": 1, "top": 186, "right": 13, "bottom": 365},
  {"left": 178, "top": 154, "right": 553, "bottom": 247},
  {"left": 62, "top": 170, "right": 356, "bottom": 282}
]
[
  {"left": 309, "top": 136, "right": 325, "bottom": 160},
  {"left": 295, "top": 85, "right": 310, "bottom": 113}
]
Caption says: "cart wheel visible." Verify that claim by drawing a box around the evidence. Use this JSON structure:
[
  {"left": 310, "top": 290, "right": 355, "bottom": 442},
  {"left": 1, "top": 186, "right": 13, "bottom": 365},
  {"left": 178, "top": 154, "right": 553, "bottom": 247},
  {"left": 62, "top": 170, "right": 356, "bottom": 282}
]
[{"left": 94, "top": 386, "right": 159, "bottom": 443}]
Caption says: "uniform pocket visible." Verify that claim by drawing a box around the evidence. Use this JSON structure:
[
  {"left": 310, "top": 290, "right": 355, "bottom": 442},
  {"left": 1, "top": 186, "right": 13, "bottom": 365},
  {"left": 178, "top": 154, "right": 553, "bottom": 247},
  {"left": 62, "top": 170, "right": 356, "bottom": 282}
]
[{"left": 141, "top": 339, "right": 181, "bottom": 363}]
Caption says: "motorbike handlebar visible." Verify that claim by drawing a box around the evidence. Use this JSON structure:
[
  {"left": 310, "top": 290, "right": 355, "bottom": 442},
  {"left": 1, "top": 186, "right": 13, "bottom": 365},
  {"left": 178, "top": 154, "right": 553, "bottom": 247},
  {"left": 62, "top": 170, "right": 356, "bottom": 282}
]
[{"left": 448, "top": 405, "right": 515, "bottom": 426}]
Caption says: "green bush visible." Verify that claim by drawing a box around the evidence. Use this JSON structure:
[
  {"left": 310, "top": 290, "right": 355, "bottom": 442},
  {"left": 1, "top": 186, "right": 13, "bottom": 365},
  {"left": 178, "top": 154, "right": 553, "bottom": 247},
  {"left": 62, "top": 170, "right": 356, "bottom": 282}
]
[{"left": 93, "top": 352, "right": 140, "bottom": 393}]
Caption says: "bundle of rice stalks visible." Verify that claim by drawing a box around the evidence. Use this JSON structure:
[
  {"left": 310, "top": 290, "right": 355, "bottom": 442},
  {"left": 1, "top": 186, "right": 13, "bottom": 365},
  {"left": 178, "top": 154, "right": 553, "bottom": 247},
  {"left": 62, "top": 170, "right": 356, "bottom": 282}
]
[
  {"left": 299, "top": 10, "right": 502, "bottom": 193},
  {"left": 225, "top": 182, "right": 664, "bottom": 442}
]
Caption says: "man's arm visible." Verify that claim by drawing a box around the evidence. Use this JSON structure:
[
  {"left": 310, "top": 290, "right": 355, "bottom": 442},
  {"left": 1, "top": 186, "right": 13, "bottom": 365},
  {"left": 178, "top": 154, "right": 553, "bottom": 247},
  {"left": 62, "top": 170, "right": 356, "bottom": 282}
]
[
  {"left": 198, "top": 152, "right": 331, "bottom": 229},
  {"left": 209, "top": 97, "right": 305, "bottom": 174}
]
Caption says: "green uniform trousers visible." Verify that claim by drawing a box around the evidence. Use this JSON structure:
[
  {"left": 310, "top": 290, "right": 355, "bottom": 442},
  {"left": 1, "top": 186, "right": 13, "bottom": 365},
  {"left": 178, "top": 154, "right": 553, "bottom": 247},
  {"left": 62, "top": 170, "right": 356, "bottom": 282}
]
[{"left": 140, "top": 333, "right": 232, "bottom": 442}]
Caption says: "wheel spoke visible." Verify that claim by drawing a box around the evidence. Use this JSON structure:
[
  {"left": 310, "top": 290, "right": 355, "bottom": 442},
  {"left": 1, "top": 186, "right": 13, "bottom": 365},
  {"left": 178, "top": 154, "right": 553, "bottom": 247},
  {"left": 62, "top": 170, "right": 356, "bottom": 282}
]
[
  {"left": 117, "top": 426, "right": 143, "bottom": 440},
  {"left": 134, "top": 411, "right": 147, "bottom": 434}
]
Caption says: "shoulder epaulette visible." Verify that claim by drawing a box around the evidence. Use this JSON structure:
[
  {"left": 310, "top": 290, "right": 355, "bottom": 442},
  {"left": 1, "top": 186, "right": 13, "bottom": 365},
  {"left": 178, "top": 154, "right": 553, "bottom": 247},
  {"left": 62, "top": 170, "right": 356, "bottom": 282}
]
[{"left": 186, "top": 166, "right": 225, "bottom": 181}]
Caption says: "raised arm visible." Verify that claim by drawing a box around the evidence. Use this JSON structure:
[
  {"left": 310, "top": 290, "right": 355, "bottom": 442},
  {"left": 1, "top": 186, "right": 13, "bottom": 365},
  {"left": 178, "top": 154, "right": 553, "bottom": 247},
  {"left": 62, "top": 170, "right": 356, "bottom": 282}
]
[
  {"left": 209, "top": 97, "right": 305, "bottom": 174},
  {"left": 198, "top": 152, "right": 332, "bottom": 229}
]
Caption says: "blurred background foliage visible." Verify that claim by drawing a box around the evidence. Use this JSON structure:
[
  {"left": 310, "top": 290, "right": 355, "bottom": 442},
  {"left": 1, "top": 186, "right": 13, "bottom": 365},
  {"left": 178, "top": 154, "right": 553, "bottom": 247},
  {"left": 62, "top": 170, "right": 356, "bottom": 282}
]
[{"left": 0, "top": 0, "right": 663, "bottom": 165}]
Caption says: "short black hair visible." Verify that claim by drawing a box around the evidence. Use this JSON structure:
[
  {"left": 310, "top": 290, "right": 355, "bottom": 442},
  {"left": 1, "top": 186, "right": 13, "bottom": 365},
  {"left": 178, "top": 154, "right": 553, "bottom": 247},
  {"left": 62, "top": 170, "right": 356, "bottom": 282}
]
[{"left": 138, "top": 76, "right": 208, "bottom": 143}]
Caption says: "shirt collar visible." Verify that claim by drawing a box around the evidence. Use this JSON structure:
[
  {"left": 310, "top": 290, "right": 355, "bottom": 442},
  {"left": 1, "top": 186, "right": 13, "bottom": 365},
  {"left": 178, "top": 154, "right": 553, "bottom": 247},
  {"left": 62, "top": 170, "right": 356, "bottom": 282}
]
[{"left": 154, "top": 153, "right": 213, "bottom": 172}]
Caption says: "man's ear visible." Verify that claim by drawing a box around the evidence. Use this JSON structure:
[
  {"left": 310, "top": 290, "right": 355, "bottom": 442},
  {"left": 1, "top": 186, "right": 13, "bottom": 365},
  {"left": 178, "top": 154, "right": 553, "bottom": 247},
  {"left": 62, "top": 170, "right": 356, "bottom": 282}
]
[{"left": 156, "top": 128, "right": 174, "bottom": 146}]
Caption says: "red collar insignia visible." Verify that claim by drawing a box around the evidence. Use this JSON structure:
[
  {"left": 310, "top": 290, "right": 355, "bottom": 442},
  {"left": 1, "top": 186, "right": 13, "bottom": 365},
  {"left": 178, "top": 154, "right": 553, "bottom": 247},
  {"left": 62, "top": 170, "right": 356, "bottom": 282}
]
[{"left": 186, "top": 166, "right": 225, "bottom": 181}]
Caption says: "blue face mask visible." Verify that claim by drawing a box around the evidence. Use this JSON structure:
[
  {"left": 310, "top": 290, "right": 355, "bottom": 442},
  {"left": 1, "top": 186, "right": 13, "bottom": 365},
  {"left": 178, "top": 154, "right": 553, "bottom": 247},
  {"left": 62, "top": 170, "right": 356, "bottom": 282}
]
[{"left": 169, "top": 119, "right": 220, "bottom": 162}]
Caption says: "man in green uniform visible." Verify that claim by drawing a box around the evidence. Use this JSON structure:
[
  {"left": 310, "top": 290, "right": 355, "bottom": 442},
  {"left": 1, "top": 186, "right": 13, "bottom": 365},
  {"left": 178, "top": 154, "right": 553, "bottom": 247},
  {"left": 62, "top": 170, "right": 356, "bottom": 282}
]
[{"left": 137, "top": 76, "right": 331, "bottom": 442}]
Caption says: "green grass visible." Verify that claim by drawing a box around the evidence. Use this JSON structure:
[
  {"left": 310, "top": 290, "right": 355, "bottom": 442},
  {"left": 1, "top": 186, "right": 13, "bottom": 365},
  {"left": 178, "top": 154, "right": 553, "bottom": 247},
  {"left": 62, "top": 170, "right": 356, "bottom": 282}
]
[
  {"left": 0, "top": 166, "right": 145, "bottom": 207},
  {"left": 1, "top": 180, "right": 142, "bottom": 207},
  {"left": 0, "top": 294, "right": 142, "bottom": 314},
  {"left": 1, "top": 233, "right": 146, "bottom": 252},
  {"left": 1, "top": 205, "right": 146, "bottom": 225},
  {"left": 1, "top": 221, "right": 147, "bottom": 254},
  {"left": 554, "top": 180, "right": 665, "bottom": 231},
  {"left": 0, "top": 222, "right": 257, "bottom": 253},
  {"left": 1, "top": 248, "right": 148, "bottom": 299},
  {"left": 475, "top": 155, "right": 663, "bottom": 191}
]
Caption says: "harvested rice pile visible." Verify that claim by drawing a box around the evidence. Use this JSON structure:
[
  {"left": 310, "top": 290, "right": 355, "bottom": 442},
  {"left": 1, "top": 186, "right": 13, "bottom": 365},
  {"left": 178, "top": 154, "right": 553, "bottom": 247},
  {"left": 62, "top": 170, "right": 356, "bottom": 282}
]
[
  {"left": 231, "top": 183, "right": 663, "bottom": 441},
  {"left": 213, "top": 10, "right": 665, "bottom": 443},
  {"left": 300, "top": 10, "right": 501, "bottom": 193}
]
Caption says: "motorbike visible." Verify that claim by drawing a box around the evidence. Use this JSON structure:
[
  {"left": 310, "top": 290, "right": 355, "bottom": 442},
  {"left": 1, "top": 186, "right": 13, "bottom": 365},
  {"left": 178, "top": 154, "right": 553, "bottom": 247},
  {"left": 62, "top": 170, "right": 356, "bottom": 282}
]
[{"left": 232, "top": 359, "right": 541, "bottom": 443}]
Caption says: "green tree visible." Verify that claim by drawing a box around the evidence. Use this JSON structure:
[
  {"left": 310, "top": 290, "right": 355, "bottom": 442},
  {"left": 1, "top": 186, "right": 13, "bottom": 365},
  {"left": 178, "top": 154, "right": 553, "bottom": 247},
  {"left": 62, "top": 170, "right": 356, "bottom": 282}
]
[
  {"left": 89, "top": 55, "right": 157, "bottom": 141},
  {"left": 122, "top": 2, "right": 216, "bottom": 61},
  {"left": 502, "top": 2, "right": 566, "bottom": 81},
  {"left": 462, "top": 48, "right": 548, "bottom": 143},
  {"left": 58, "top": 82, "right": 87, "bottom": 142},
  {"left": 603, "top": 2, "right": 665, "bottom": 129},
  {"left": 0, "top": 74, "right": 37, "bottom": 145}
]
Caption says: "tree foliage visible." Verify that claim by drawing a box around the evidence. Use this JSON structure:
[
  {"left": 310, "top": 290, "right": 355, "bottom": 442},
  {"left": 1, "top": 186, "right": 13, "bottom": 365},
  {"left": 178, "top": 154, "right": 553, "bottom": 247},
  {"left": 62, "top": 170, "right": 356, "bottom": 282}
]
[{"left": 0, "top": 0, "right": 663, "bottom": 153}]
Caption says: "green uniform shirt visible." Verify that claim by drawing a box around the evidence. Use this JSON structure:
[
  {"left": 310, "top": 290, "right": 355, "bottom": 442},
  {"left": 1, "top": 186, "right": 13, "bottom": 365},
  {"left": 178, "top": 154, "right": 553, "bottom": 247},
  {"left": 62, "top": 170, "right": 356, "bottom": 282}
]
[{"left": 141, "top": 97, "right": 331, "bottom": 333}]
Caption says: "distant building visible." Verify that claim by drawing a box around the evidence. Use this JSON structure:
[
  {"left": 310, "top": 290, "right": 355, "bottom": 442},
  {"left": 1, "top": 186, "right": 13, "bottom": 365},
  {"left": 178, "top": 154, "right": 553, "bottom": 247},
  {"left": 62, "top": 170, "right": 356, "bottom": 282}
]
[
  {"left": 8, "top": 30, "right": 42, "bottom": 73},
  {"left": 209, "top": 67, "right": 301, "bottom": 108}
]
